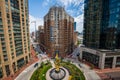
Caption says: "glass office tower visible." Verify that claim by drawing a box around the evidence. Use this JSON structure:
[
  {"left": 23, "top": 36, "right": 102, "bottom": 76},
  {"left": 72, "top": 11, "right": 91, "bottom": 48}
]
[
  {"left": 82, "top": 0, "right": 120, "bottom": 69},
  {"left": 84, "top": 0, "right": 120, "bottom": 50}
]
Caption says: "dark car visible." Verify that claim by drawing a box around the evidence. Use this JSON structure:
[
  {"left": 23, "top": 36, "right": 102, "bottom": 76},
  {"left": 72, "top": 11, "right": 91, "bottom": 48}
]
[
  {"left": 34, "top": 63, "right": 38, "bottom": 68},
  {"left": 79, "top": 64, "right": 82, "bottom": 68}
]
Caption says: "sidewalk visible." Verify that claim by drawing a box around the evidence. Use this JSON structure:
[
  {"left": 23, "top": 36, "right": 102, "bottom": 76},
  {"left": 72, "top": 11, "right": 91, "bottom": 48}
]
[
  {"left": 78, "top": 59, "right": 120, "bottom": 80},
  {"left": 3, "top": 46, "right": 39, "bottom": 80},
  {"left": 95, "top": 67, "right": 120, "bottom": 73},
  {"left": 95, "top": 68, "right": 120, "bottom": 80}
]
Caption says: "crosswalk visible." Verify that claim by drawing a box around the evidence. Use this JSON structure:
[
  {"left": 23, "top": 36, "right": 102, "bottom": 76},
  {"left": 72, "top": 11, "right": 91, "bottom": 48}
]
[{"left": 68, "top": 46, "right": 80, "bottom": 59}]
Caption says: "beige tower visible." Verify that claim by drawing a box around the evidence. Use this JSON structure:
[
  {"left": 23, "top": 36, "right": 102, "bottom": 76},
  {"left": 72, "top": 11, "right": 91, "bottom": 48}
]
[
  {"left": 44, "top": 6, "right": 74, "bottom": 57},
  {"left": 0, "top": 0, "right": 30, "bottom": 79}
]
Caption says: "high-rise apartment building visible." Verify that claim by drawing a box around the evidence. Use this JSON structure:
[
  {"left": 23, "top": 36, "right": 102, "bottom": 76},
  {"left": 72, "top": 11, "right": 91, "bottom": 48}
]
[
  {"left": 0, "top": 0, "right": 30, "bottom": 79},
  {"left": 73, "top": 31, "right": 78, "bottom": 46},
  {"left": 38, "top": 26, "right": 45, "bottom": 51},
  {"left": 44, "top": 6, "right": 74, "bottom": 57},
  {"left": 80, "top": 0, "right": 120, "bottom": 69}
]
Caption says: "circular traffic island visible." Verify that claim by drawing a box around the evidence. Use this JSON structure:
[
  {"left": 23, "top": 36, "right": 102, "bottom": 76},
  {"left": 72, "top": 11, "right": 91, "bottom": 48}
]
[
  {"left": 50, "top": 68, "right": 66, "bottom": 80},
  {"left": 30, "top": 60, "right": 85, "bottom": 80},
  {"left": 46, "top": 67, "right": 69, "bottom": 80}
]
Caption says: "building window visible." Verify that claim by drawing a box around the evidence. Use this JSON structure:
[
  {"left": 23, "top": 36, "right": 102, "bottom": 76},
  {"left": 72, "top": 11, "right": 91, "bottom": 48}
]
[
  {"left": 5, "top": 0, "right": 8, "bottom": 2},
  {"left": 82, "top": 51, "right": 99, "bottom": 67},
  {"left": 17, "top": 58, "right": 25, "bottom": 69},
  {"left": 0, "top": 67, "right": 3, "bottom": 78},
  {"left": 3, "top": 55, "right": 8, "bottom": 61},
  {"left": 0, "top": 12, "right": 1, "bottom": 17},
  {"left": 116, "top": 57, "right": 120, "bottom": 67},
  {"left": 5, "top": 65, "right": 10, "bottom": 76},
  {"left": 105, "top": 57, "right": 113, "bottom": 68}
]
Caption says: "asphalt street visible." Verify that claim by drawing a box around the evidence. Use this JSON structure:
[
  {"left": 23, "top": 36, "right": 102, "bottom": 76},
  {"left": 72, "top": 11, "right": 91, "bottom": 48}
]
[
  {"left": 15, "top": 39, "right": 101, "bottom": 80},
  {"left": 15, "top": 39, "right": 47, "bottom": 80}
]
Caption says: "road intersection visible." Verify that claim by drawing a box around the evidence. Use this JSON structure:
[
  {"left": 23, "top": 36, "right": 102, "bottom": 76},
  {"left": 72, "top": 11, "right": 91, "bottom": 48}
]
[{"left": 15, "top": 41, "right": 101, "bottom": 80}]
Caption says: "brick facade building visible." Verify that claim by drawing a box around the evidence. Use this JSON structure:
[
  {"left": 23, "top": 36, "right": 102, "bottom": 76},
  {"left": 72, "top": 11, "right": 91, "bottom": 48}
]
[{"left": 44, "top": 6, "right": 74, "bottom": 57}]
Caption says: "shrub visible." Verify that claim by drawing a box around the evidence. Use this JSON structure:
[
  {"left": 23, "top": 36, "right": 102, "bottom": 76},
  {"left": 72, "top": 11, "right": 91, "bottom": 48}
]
[
  {"left": 61, "top": 61, "right": 85, "bottom": 80},
  {"left": 30, "top": 62, "right": 52, "bottom": 80}
]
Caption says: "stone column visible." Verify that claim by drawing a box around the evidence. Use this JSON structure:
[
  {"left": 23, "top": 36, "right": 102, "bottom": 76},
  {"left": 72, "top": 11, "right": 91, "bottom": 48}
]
[
  {"left": 79, "top": 47, "right": 83, "bottom": 59},
  {"left": 112, "top": 56, "right": 117, "bottom": 68},
  {"left": 99, "top": 53, "right": 106, "bottom": 69},
  {"left": 2, "top": 65, "right": 7, "bottom": 78}
]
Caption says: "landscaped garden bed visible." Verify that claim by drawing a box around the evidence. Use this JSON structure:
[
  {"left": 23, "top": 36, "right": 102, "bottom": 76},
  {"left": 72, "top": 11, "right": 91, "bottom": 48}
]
[
  {"left": 61, "top": 61, "right": 85, "bottom": 80},
  {"left": 30, "top": 61, "right": 52, "bottom": 80}
]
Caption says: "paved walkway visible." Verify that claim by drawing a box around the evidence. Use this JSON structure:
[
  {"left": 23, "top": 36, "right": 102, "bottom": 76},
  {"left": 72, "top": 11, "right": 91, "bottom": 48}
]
[
  {"left": 65, "top": 58, "right": 101, "bottom": 80},
  {"left": 95, "top": 68, "right": 120, "bottom": 80},
  {"left": 50, "top": 60, "right": 55, "bottom": 68},
  {"left": 95, "top": 67, "right": 120, "bottom": 73}
]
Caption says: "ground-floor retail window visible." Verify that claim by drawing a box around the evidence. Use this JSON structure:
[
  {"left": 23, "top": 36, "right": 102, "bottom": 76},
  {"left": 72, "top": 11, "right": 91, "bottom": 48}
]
[
  {"left": 82, "top": 51, "right": 99, "bottom": 67},
  {"left": 105, "top": 57, "right": 113, "bottom": 68},
  {"left": 12, "top": 62, "right": 16, "bottom": 72},
  {"left": 25, "top": 56, "right": 28, "bottom": 64},
  {"left": 116, "top": 57, "right": 120, "bottom": 67},
  {"left": 17, "top": 58, "right": 25, "bottom": 69},
  {"left": 0, "top": 67, "right": 3, "bottom": 78},
  {"left": 5, "top": 65, "right": 10, "bottom": 76}
]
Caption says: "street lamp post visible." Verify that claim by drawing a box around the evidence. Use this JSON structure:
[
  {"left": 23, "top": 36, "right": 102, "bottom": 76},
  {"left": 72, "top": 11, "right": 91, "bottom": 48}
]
[{"left": 31, "top": 21, "right": 37, "bottom": 42}]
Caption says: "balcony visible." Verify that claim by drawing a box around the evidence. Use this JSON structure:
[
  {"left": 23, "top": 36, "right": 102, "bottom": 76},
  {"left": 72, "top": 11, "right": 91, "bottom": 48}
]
[
  {"left": 3, "top": 52, "right": 7, "bottom": 56},
  {"left": 16, "top": 51, "right": 23, "bottom": 56},
  {"left": 14, "top": 31, "right": 21, "bottom": 33},
  {"left": 3, "top": 55, "right": 8, "bottom": 61},
  {"left": 13, "top": 23, "right": 20, "bottom": 27},
  {"left": 0, "top": 30, "right": 4, "bottom": 34},
  {"left": 15, "top": 41, "right": 22, "bottom": 44},
  {"left": 14, "top": 35, "right": 21, "bottom": 38},
  {"left": 2, "top": 48, "right": 6, "bottom": 51},
  {"left": 14, "top": 38, "right": 22, "bottom": 40},
  {"left": 15, "top": 45, "right": 22, "bottom": 48},
  {"left": 0, "top": 22, "right": 2, "bottom": 25},
  {"left": 15, "top": 47, "right": 22, "bottom": 51},
  {"left": 0, "top": 25, "right": 3, "bottom": 29},
  {"left": 2, "top": 44, "right": 6, "bottom": 47}
]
